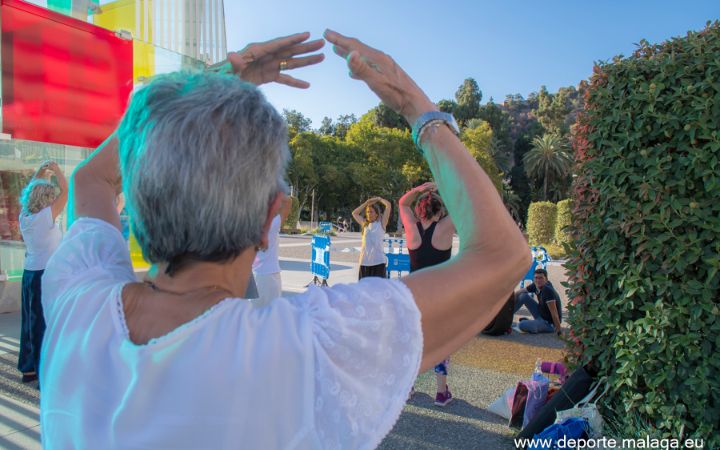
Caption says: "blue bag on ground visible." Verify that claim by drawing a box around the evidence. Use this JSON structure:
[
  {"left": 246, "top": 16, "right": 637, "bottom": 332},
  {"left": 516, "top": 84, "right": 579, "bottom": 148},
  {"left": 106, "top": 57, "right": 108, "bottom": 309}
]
[{"left": 527, "top": 418, "right": 589, "bottom": 450}]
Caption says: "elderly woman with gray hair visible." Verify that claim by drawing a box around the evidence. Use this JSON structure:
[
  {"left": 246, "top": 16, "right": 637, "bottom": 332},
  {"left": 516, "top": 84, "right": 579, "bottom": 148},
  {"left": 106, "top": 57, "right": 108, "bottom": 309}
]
[
  {"left": 17, "top": 161, "right": 67, "bottom": 384},
  {"left": 39, "top": 31, "right": 529, "bottom": 448}
]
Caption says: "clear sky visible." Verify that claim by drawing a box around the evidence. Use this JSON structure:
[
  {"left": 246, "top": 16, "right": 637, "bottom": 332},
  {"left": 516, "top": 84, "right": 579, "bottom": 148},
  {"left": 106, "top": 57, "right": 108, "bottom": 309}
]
[{"left": 224, "top": 1, "right": 718, "bottom": 127}]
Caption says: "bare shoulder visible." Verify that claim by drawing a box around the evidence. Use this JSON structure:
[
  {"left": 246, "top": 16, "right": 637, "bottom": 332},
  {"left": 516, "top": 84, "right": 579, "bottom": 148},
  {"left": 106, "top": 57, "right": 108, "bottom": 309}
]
[{"left": 435, "top": 216, "right": 456, "bottom": 239}]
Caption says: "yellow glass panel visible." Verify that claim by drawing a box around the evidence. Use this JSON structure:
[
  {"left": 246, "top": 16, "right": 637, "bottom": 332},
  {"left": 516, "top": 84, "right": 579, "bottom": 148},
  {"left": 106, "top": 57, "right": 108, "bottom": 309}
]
[
  {"left": 128, "top": 229, "right": 150, "bottom": 270},
  {"left": 92, "top": 0, "right": 155, "bottom": 83}
]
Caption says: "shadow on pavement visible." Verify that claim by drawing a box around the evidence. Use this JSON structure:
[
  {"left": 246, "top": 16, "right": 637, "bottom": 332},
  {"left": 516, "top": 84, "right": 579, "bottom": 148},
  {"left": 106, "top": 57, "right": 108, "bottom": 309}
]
[
  {"left": 0, "top": 352, "right": 40, "bottom": 406},
  {"left": 379, "top": 408, "right": 515, "bottom": 450},
  {"left": 408, "top": 392, "right": 507, "bottom": 425},
  {"left": 479, "top": 332, "right": 565, "bottom": 350}
]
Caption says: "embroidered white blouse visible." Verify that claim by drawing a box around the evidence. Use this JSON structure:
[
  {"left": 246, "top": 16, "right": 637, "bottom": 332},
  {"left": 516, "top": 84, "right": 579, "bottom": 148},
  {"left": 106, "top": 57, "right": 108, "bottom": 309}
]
[
  {"left": 39, "top": 218, "right": 422, "bottom": 450},
  {"left": 360, "top": 221, "right": 387, "bottom": 267}
]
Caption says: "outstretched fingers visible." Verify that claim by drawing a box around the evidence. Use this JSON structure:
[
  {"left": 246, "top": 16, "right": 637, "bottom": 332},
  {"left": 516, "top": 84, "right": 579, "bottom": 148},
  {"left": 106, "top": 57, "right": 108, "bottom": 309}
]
[
  {"left": 283, "top": 53, "right": 325, "bottom": 71},
  {"left": 248, "top": 32, "right": 314, "bottom": 59},
  {"left": 276, "top": 73, "right": 311, "bottom": 89},
  {"left": 346, "top": 51, "right": 383, "bottom": 83},
  {"left": 324, "top": 29, "right": 385, "bottom": 60},
  {"left": 277, "top": 39, "right": 326, "bottom": 59}
]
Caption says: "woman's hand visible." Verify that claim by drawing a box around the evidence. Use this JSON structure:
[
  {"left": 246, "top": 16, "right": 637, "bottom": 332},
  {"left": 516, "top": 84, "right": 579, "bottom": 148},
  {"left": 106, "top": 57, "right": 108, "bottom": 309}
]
[
  {"left": 46, "top": 161, "right": 61, "bottom": 175},
  {"left": 227, "top": 32, "right": 325, "bottom": 89},
  {"left": 324, "top": 29, "right": 437, "bottom": 124},
  {"left": 418, "top": 182, "right": 436, "bottom": 193},
  {"left": 35, "top": 161, "right": 55, "bottom": 179}
]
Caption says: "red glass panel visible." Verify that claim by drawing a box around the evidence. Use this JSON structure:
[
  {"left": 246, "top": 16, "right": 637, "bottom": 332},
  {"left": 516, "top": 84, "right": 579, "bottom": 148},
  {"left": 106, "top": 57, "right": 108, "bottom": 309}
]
[{"left": 1, "top": 0, "right": 133, "bottom": 148}]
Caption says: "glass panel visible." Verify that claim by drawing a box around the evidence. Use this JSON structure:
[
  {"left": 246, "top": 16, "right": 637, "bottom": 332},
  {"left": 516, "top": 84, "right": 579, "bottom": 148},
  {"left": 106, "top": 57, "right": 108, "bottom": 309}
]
[
  {"left": 0, "top": 1, "right": 208, "bottom": 278},
  {"left": 0, "top": 139, "right": 90, "bottom": 280},
  {"left": 1, "top": 0, "right": 133, "bottom": 148}
]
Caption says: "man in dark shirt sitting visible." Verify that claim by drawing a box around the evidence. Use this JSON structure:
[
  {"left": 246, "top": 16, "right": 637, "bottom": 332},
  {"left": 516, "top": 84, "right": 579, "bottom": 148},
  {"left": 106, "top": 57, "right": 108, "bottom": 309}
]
[{"left": 514, "top": 268, "right": 563, "bottom": 335}]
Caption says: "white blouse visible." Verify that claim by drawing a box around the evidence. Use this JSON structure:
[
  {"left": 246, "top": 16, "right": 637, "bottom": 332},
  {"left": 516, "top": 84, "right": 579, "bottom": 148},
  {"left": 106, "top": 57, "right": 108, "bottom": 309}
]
[
  {"left": 19, "top": 206, "right": 62, "bottom": 271},
  {"left": 40, "top": 218, "right": 422, "bottom": 450},
  {"left": 253, "top": 214, "right": 282, "bottom": 275},
  {"left": 360, "top": 221, "right": 387, "bottom": 267}
]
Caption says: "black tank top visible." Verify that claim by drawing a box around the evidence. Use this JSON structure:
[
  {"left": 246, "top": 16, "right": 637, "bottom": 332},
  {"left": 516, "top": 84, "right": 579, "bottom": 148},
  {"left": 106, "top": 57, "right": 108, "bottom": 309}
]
[{"left": 409, "top": 221, "right": 452, "bottom": 272}]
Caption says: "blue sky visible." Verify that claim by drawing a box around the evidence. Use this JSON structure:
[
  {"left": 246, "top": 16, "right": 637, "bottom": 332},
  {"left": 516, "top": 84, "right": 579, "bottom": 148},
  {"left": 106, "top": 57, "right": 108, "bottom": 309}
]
[{"left": 224, "top": 1, "right": 718, "bottom": 127}]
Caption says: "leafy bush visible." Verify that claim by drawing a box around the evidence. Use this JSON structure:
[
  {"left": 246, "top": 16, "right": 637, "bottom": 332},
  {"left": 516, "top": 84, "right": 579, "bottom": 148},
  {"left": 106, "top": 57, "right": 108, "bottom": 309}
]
[
  {"left": 554, "top": 199, "right": 572, "bottom": 246},
  {"left": 565, "top": 22, "right": 720, "bottom": 446},
  {"left": 284, "top": 196, "right": 300, "bottom": 230},
  {"left": 526, "top": 201, "right": 557, "bottom": 246},
  {"left": 540, "top": 243, "right": 566, "bottom": 260}
]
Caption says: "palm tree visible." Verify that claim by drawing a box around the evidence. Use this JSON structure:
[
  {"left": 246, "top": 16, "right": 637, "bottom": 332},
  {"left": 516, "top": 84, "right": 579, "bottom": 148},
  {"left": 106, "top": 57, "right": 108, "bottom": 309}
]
[
  {"left": 489, "top": 136, "right": 513, "bottom": 174},
  {"left": 523, "top": 134, "right": 573, "bottom": 200},
  {"left": 501, "top": 180, "right": 522, "bottom": 224}
]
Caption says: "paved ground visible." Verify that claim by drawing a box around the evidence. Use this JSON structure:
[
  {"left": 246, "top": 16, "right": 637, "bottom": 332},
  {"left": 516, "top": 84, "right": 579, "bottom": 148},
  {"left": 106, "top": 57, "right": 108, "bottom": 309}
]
[{"left": 0, "top": 231, "right": 569, "bottom": 449}]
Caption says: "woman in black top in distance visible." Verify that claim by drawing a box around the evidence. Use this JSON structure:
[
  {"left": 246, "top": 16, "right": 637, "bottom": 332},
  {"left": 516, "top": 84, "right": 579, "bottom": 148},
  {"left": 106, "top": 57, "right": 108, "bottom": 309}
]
[{"left": 399, "top": 182, "right": 456, "bottom": 405}]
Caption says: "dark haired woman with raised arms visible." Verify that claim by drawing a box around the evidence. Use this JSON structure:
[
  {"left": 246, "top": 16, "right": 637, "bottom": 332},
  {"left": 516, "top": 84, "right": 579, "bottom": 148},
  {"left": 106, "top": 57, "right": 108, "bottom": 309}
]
[{"left": 399, "top": 181, "right": 456, "bottom": 405}]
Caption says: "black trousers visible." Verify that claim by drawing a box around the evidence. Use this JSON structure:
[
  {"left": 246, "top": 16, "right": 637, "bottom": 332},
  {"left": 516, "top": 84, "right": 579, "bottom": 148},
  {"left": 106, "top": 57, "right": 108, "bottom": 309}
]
[
  {"left": 358, "top": 263, "right": 387, "bottom": 280},
  {"left": 18, "top": 269, "right": 46, "bottom": 374}
]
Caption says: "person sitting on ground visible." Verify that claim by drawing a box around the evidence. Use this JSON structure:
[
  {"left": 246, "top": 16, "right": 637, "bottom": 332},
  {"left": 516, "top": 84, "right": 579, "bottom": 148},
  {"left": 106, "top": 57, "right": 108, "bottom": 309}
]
[
  {"left": 352, "top": 196, "right": 391, "bottom": 279},
  {"left": 38, "top": 30, "right": 529, "bottom": 448},
  {"left": 399, "top": 181, "right": 456, "bottom": 406},
  {"left": 17, "top": 161, "right": 67, "bottom": 385},
  {"left": 514, "top": 268, "right": 563, "bottom": 335}
]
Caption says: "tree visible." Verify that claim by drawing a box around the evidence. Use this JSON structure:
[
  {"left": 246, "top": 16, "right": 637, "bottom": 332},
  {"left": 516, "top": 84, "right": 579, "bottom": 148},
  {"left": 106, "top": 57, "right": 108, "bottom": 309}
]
[
  {"left": 318, "top": 117, "right": 334, "bottom": 135},
  {"left": 368, "top": 103, "right": 409, "bottom": 130},
  {"left": 437, "top": 99, "right": 458, "bottom": 115},
  {"left": 454, "top": 78, "right": 482, "bottom": 126},
  {"left": 345, "top": 119, "right": 425, "bottom": 230},
  {"left": 462, "top": 120, "right": 493, "bottom": 153},
  {"left": 333, "top": 114, "right": 357, "bottom": 140},
  {"left": 501, "top": 180, "right": 522, "bottom": 224},
  {"left": 287, "top": 132, "right": 321, "bottom": 216},
  {"left": 460, "top": 121, "right": 502, "bottom": 191},
  {"left": 535, "top": 86, "right": 574, "bottom": 136},
  {"left": 282, "top": 109, "right": 312, "bottom": 137},
  {"left": 478, "top": 100, "right": 514, "bottom": 173},
  {"left": 489, "top": 135, "right": 513, "bottom": 174},
  {"left": 509, "top": 165, "right": 532, "bottom": 225},
  {"left": 523, "top": 134, "right": 573, "bottom": 201}
]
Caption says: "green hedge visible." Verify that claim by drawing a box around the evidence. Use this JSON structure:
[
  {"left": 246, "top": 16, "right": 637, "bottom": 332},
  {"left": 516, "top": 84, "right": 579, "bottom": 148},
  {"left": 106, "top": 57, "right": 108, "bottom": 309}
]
[
  {"left": 284, "top": 196, "right": 300, "bottom": 230},
  {"left": 526, "top": 201, "right": 557, "bottom": 246},
  {"left": 566, "top": 22, "right": 720, "bottom": 445},
  {"left": 554, "top": 199, "right": 572, "bottom": 247}
]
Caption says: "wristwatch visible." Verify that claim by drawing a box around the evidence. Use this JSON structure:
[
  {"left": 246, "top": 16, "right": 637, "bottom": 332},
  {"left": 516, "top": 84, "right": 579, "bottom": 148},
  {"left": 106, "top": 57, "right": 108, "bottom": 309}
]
[{"left": 411, "top": 111, "right": 460, "bottom": 149}]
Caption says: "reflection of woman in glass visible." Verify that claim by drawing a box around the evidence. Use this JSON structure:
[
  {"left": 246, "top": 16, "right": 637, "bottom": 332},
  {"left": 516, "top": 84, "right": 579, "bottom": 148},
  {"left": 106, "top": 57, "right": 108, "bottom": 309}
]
[
  {"left": 352, "top": 197, "right": 391, "bottom": 279},
  {"left": 18, "top": 161, "right": 67, "bottom": 384}
]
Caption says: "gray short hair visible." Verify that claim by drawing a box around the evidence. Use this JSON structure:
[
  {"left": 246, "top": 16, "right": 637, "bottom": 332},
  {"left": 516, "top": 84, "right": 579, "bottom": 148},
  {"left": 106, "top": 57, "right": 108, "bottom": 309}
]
[
  {"left": 117, "top": 72, "right": 289, "bottom": 275},
  {"left": 20, "top": 179, "right": 58, "bottom": 215}
]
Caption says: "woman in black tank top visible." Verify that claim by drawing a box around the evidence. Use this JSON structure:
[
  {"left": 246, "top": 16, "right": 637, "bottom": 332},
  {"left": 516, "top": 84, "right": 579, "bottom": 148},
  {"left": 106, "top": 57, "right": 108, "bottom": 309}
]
[
  {"left": 399, "top": 182, "right": 456, "bottom": 406},
  {"left": 409, "top": 221, "right": 452, "bottom": 271}
]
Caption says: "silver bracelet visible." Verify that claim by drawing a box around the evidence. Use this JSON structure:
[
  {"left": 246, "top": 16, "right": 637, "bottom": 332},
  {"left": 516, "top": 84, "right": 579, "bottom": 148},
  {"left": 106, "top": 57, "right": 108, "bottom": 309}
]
[{"left": 416, "top": 120, "right": 448, "bottom": 149}]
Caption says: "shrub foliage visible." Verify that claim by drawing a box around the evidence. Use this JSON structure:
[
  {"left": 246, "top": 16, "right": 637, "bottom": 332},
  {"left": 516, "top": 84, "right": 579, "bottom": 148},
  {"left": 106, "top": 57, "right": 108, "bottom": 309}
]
[
  {"left": 526, "top": 201, "right": 557, "bottom": 246},
  {"left": 565, "top": 22, "right": 720, "bottom": 445},
  {"left": 554, "top": 199, "right": 572, "bottom": 247},
  {"left": 284, "top": 196, "right": 300, "bottom": 230}
]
